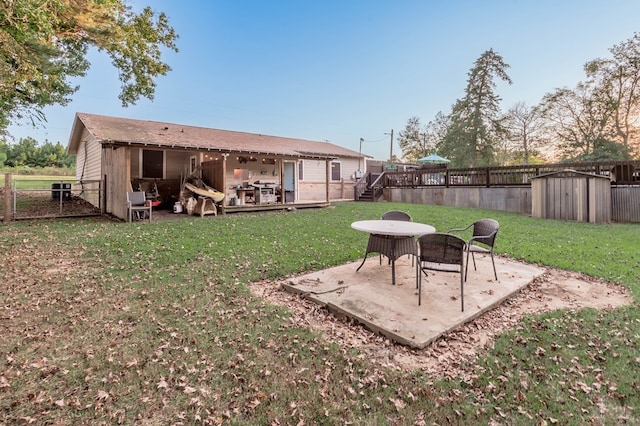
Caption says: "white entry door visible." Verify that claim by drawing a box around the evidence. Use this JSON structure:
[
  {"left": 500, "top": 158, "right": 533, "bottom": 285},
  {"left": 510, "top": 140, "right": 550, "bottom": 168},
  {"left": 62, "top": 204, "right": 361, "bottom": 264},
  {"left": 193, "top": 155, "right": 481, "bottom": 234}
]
[{"left": 283, "top": 161, "right": 296, "bottom": 202}]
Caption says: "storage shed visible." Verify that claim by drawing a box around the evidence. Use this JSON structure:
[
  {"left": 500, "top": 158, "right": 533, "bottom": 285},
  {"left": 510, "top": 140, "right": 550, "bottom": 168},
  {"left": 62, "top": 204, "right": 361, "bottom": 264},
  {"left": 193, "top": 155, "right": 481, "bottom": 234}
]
[{"left": 531, "top": 169, "right": 611, "bottom": 223}]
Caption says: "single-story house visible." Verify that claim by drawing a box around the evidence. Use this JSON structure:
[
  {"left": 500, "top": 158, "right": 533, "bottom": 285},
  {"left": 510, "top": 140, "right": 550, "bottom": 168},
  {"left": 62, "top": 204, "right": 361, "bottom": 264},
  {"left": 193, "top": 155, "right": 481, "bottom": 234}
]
[{"left": 67, "top": 113, "right": 369, "bottom": 220}]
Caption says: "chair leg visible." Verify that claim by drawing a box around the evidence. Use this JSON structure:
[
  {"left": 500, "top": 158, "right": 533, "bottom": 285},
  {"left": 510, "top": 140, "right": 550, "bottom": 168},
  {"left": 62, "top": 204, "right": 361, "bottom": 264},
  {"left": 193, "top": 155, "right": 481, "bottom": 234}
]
[
  {"left": 490, "top": 251, "right": 497, "bottom": 280},
  {"left": 460, "top": 271, "right": 464, "bottom": 312},
  {"left": 417, "top": 262, "right": 422, "bottom": 306},
  {"left": 464, "top": 249, "right": 471, "bottom": 281}
]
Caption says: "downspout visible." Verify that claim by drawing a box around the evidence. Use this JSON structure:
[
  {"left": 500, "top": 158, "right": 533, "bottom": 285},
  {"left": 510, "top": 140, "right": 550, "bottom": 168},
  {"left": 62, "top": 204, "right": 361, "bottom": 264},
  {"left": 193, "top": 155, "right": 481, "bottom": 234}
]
[{"left": 79, "top": 139, "right": 89, "bottom": 196}]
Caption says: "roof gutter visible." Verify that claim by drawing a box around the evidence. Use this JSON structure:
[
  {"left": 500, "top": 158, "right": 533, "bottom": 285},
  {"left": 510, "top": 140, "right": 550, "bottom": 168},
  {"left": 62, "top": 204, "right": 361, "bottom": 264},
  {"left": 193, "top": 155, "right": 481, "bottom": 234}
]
[{"left": 100, "top": 140, "right": 337, "bottom": 160}]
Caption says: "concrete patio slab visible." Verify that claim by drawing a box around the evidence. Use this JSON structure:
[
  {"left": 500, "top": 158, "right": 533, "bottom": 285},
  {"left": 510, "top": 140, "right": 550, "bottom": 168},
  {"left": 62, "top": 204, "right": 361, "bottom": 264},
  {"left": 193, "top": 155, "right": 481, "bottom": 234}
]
[{"left": 280, "top": 255, "right": 544, "bottom": 349}]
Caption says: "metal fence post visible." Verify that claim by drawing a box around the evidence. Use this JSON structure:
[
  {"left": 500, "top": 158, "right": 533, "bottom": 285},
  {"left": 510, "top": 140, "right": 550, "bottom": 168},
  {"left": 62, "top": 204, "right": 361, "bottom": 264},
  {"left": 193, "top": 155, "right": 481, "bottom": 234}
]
[{"left": 3, "top": 173, "right": 12, "bottom": 222}]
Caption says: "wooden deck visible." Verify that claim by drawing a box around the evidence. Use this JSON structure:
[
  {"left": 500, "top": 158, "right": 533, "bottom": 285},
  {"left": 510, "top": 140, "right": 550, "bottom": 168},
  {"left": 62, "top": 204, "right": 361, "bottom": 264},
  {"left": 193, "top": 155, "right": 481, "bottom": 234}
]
[{"left": 221, "top": 200, "right": 331, "bottom": 214}]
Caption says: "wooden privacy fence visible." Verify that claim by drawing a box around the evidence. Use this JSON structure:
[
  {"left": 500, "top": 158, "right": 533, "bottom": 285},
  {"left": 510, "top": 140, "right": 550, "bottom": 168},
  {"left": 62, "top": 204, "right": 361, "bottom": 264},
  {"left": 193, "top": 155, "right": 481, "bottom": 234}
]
[
  {"left": 383, "top": 160, "right": 640, "bottom": 188},
  {"left": 380, "top": 160, "right": 640, "bottom": 223},
  {"left": 612, "top": 186, "right": 640, "bottom": 222}
]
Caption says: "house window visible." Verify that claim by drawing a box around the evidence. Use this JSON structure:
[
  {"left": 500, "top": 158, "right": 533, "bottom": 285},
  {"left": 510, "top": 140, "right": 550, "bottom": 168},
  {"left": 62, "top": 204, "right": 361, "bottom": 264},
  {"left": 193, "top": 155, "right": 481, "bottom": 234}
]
[
  {"left": 298, "top": 160, "right": 304, "bottom": 181},
  {"left": 142, "top": 149, "right": 164, "bottom": 179},
  {"left": 330, "top": 161, "right": 341, "bottom": 181}
]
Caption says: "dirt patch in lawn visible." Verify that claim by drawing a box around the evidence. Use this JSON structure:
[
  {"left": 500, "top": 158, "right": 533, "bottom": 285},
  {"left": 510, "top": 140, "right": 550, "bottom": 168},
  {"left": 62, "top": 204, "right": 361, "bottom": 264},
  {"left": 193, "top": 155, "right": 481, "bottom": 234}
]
[{"left": 249, "top": 267, "right": 633, "bottom": 378}]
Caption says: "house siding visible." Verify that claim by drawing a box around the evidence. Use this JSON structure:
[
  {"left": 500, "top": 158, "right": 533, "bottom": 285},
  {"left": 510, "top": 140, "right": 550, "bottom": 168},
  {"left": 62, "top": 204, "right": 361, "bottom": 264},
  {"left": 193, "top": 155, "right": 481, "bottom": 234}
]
[
  {"left": 296, "top": 158, "right": 359, "bottom": 201},
  {"left": 301, "top": 159, "right": 328, "bottom": 182},
  {"left": 74, "top": 130, "right": 102, "bottom": 208},
  {"left": 74, "top": 129, "right": 101, "bottom": 182}
]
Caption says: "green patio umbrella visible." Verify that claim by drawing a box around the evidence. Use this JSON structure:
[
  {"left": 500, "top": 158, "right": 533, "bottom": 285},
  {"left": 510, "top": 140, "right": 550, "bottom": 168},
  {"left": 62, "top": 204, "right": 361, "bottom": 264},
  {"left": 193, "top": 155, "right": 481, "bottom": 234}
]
[{"left": 417, "top": 154, "right": 451, "bottom": 164}]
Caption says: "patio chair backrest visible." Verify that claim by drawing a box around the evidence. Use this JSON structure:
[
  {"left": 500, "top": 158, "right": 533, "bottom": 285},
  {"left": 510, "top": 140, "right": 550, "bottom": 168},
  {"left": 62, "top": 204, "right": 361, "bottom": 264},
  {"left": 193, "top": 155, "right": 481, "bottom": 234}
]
[
  {"left": 472, "top": 219, "right": 499, "bottom": 248},
  {"left": 381, "top": 210, "right": 412, "bottom": 222},
  {"left": 416, "top": 232, "right": 466, "bottom": 309},
  {"left": 127, "top": 191, "right": 146, "bottom": 206},
  {"left": 417, "top": 232, "right": 466, "bottom": 266}
]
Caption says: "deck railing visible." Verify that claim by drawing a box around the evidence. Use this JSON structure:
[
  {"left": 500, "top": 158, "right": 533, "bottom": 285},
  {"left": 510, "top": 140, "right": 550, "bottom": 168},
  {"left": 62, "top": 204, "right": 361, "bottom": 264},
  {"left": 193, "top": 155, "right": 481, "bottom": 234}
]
[{"left": 383, "top": 160, "right": 640, "bottom": 188}]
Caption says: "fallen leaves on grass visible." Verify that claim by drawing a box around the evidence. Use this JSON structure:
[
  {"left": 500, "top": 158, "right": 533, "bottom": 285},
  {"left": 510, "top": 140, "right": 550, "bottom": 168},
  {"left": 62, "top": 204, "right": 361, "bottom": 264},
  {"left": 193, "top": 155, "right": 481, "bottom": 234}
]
[{"left": 249, "top": 268, "right": 632, "bottom": 380}]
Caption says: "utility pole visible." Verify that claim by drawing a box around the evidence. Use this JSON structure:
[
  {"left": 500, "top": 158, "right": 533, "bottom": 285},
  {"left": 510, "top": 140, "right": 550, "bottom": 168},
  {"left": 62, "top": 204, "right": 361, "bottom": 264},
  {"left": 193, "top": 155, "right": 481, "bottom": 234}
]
[
  {"left": 385, "top": 129, "right": 394, "bottom": 162},
  {"left": 358, "top": 138, "right": 364, "bottom": 172},
  {"left": 423, "top": 132, "right": 428, "bottom": 157}
]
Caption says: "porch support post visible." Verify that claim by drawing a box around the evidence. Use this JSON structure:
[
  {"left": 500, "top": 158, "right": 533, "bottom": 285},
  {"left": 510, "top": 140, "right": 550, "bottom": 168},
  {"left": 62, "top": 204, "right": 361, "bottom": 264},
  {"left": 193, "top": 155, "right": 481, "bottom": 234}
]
[
  {"left": 220, "top": 153, "right": 228, "bottom": 214},
  {"left": 280, "top": 158, "right": 284, "bottom": 204},
  {"left": 325, "top": 160, "right": 330, "bottom": 202}
]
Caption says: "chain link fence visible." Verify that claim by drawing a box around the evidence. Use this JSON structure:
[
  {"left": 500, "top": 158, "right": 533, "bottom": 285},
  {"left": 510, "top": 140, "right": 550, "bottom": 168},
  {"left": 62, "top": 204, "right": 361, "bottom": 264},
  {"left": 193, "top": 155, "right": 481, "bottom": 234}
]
[{"left": 1, "top": 175, "right": 102, "bottom": 221}]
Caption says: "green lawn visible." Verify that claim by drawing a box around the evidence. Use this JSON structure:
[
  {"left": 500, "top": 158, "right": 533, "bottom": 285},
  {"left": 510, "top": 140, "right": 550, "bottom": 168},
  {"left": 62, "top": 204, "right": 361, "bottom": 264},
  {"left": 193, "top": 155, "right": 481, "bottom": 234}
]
[
  {"left": 1, "top": 202, "right": 639, "bottom": 424},
  {"left": 0, "top": 174, "right": 75, "bottom": 189}
]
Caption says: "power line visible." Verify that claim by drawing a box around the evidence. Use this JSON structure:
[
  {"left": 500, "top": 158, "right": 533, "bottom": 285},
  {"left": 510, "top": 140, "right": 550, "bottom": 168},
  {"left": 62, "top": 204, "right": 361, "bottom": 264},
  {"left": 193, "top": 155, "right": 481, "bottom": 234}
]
[{"left": 362, "top": 135, "right": 388, "bottom": 143}]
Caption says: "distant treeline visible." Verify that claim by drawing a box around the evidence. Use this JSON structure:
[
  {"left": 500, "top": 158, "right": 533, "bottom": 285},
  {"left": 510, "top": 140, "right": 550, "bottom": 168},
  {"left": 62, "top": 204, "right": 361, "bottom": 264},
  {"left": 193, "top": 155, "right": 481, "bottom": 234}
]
[{"left": 0, "top": 137, "right": 75, "bottom": 169}]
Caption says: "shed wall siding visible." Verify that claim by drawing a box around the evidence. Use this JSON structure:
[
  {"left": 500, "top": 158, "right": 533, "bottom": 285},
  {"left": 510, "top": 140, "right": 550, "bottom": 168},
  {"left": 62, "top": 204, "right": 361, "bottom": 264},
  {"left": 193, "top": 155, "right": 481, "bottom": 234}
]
[{"left": 532, "top": 174, "right": 610, "bottom": 223}]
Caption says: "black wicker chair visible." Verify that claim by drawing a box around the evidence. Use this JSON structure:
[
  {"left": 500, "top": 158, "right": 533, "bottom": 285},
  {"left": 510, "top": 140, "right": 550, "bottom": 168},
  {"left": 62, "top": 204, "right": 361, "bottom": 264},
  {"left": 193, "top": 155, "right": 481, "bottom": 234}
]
[
  {"left": 378, "top": 210, "right": 413, "bottom": 265},
  {"left": 355, "top": 211, "right": 416, "bottom": 277},
  {"left": 448, "top": 219, "right": 499, "bottom": 281},
  {"left": 416, "top": 233, "right": 466, "bottom": 309}
]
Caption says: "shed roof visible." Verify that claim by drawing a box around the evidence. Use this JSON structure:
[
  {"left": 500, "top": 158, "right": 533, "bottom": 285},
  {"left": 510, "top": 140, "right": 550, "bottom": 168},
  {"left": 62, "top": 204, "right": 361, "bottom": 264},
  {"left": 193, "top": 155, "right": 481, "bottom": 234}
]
[
  {"left": 531, "top": 169, "right": 611, "bottom": 180},
  {"left": 67, "top": 113, "right": 366, "bottom": 160}
]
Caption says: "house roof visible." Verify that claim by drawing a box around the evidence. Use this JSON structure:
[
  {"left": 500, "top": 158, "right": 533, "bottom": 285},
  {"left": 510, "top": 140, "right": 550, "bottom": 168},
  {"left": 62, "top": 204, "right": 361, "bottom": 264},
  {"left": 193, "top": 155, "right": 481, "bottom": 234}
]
[{"left": 67, "top": 113, "right": 367, "bottom": 160}]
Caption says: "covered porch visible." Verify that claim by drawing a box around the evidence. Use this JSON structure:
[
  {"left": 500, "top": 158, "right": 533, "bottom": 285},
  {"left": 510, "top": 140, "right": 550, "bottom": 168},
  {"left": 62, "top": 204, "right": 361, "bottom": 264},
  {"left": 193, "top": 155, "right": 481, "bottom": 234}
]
[{"left": 104, "top": 145, "right": 338, "bottom": 220}]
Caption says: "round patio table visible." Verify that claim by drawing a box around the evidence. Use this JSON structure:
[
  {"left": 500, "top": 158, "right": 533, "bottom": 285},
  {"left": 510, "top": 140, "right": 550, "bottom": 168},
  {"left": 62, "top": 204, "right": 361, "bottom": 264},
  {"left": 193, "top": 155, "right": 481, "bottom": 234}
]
[{"left": 351, "top": 220, "right": 435, "bottom": 285}]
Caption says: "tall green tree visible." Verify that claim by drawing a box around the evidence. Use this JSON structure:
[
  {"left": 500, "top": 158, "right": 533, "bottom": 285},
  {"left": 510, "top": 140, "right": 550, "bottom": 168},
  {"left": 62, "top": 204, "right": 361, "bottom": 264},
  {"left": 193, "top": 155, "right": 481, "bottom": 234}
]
[
  {"left": 0, "top": 140, "right": 8, "bottom": 166},
  {"left": 2, "top": 137, "right": 75, "bottom": 167},
  {"left": 439, "top": 49, "right": 512, "bottom": 167},
  {"left": 397, "top": 116, "right": 423, "bottom": 162},
  {"left": 423, "top": 111, "right": 450, "bottom": 158},
  {"left": 583, "top": 32, "right": 640, "bottom": 157},
  {"left": 540, "top": 83, "right": 628, "bottom": 161},
  {"left": 502, "top": 102, "right": 548, "bottom": 165},
  {"left": 6, "top": 137, "right": 38, "bottom": 166},
  {"left": 0, "top": 0, "right": 178, "bottom": 133}
]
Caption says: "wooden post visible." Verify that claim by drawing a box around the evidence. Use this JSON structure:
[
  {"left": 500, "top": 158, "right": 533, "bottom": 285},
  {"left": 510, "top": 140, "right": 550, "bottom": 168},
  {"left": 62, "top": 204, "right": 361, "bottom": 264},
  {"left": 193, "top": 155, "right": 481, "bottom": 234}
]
[
  {"left": 325, "top": 160, "right": 330, "bottom": 202},
  {"left": 220, "top": 153, "right": 228, "bottom": 214},
  {"left": 4, "top": 173, "right": 12, "bottom": 222},
  {"left": 279, "top": 159, "right": 284, "bottom": 204}
]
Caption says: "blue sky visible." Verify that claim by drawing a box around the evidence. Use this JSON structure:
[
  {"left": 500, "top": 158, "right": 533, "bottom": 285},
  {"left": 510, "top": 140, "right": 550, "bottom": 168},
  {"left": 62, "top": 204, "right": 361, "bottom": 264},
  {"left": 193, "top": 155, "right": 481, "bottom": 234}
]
[{"left": 7, "top": 0, "right": 640, "bottom": 160}]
